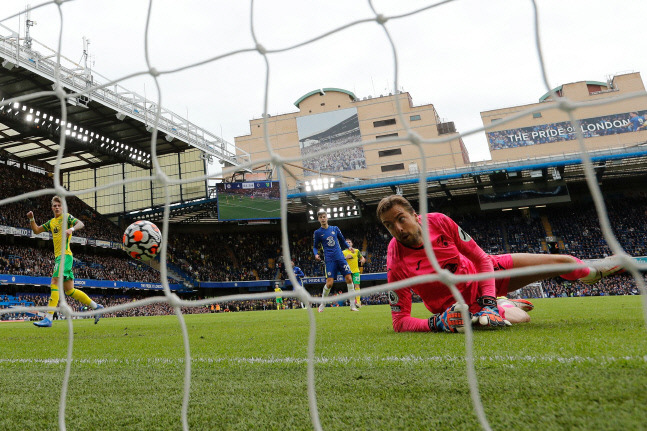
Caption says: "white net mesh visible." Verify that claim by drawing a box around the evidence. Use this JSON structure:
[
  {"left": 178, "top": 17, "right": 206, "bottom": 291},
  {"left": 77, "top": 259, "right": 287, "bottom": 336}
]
[{"left": 1, "top": 1, "right": 646, "bottom": 430}]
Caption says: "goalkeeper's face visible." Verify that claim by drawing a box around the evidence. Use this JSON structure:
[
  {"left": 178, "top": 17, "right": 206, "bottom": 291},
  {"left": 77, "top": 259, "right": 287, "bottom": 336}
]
[{"left": 380, "top": 205, "right": 423, "bottom": 248}]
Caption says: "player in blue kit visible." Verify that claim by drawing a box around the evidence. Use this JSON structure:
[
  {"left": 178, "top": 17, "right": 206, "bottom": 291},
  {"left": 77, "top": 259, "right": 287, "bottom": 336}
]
[
  {"left": 627, "top": 112, "right": 644, "bottom": 131},
  {"left": 313, "top": 209, "right": 358, "bottom": 312}
]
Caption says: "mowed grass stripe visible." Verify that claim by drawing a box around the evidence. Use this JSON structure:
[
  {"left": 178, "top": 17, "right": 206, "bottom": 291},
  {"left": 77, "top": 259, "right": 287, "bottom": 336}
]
[
  {"left": 1, "top": 296, "right": 645, "bottom": 430},
  {"left": 1, "top": 354, "right": 646, "bottom": 366}
]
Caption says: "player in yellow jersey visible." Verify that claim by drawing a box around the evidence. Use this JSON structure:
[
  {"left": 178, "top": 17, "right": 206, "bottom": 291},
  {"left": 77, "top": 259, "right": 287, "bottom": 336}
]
[
  {"left": 343, "top": 239, "right": 366, "bottom": 308},
  {"left": 27, "top": 196, "right": 104, "bottom": 327},
  {"left": 274, "top": 283, "right": 283, "bottom": 310}
]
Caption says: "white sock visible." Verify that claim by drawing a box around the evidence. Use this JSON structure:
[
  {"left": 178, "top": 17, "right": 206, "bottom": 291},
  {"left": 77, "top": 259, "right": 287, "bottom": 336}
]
[
  {"left": 347, "top": 283, "right": 357, "bottom": 307},
  {"left": 89, "top": 301, "right": 98, "bottom": 310},
  {"left": 322, "top": 286, "right": 331, "bottom": 297},
  {"left": 347, "top": 283, "right": 354, "bottom": 293}
]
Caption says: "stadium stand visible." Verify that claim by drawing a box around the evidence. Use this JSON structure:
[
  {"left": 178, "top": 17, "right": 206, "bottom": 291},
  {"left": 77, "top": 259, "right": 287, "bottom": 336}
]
[
  {"left": 1, "top": 158, "right": 646, "bottom": 321},
  {"left": 0, "top": 162, "right": 122, "bottom": 242},
  {"left": 0, "top": 242, "right": 176, "bottom": 283}
]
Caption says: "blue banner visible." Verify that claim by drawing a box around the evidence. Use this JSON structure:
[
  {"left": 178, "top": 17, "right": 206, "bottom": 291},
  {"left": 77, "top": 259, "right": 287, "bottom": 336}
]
[
  {"left": 200, "top": 273, "right": 387, "bottom": 289},
  {"left": 488, "top": 110, "right": 647, "bottom": 150},
  {"left": 0, "top": 274, "right": 184, "bottom": 291}
]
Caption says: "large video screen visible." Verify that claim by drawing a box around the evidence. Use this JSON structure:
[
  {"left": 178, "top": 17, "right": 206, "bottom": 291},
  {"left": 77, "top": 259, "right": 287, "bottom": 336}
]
[
  {"left": 296, "top": 107, "right": 366, "bottom": 176},
  {"left": 216, "top": 181, "right": 281, "bottom": 221}
]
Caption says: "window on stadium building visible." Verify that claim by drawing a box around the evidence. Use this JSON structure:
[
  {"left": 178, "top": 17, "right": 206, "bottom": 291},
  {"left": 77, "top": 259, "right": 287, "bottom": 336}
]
[
  {"left": 378, "top": 148, "right": 402, "bottom": 157},
  {"left": 381, "top": 163, "right": 405, "bottom": 172},
  {"left": 376, "top": 133, "right": 398, "bottom": 140},
  {"left": 373, "top": 118, "right": 396, "bottom": 127},
  {"left": 410, "top": 114, "right": 421, "bottom": 121},
  {"left": 533, "top": 112, "right": 542, "bottom": 118}
]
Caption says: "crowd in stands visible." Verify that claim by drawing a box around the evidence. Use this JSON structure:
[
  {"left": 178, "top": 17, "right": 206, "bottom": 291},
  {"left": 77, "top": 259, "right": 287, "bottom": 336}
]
[
  {"left": 550, "top": 197, "right": 647, "bottom": 259},
  {"left": 0, "top": 162, "right": 122, "bottom": 242},
  {"left": 518, "top": 273, "right": 644, "bottom": 298},
  {"left": 1, "top": 161, "right": 647, "bottom": 322},
  {"left": 0, "top": 243, "right": 174, "bottom": 283}
]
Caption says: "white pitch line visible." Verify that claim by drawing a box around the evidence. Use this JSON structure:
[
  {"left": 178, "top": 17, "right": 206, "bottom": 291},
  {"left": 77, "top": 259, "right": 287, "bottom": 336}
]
[{"left": 0, "top": 355, "right": 645, "bottom": 366}]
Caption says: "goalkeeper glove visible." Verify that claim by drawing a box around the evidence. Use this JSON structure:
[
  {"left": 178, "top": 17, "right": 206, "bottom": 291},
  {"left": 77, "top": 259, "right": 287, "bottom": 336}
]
[
  {"left": 472, "top": 295, "right": 511, "bottom": 328},
  {"left": 429, "top": 304, "right": 470, "bottom": 333}
]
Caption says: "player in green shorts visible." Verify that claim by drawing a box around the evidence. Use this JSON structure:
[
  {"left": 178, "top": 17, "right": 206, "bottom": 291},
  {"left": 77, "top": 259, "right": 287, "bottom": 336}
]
[
  {"left": 274, "top": 283, "right": 283, "bottom": 310},
  {"left": 27, "top": 196, "right": 104, "bottom": 327},
  {"left": 343, "top": 239, "right": 366, "bottom": 308}
]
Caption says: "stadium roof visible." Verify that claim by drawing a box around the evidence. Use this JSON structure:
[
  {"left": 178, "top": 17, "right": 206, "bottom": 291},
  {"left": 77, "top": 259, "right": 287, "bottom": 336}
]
[
  {"left": 294, "top": 88, "right": 357, "bottom": 108},
  {"left": 126, "top": 145, "right": 647, "bottom": 224},
  {"left": 0, "top": 35, "right": 247, "bottom": 174},
  {"left": 538, "top": 81, "right": 608, "bottom": 102}
]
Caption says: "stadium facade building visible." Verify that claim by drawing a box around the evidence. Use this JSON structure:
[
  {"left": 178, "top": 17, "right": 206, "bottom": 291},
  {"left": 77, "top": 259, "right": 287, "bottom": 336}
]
[
  {"left": 234, "top": 89, "right": 468, "bottom": 189},
  {"left": 481, "top": 72, "right": 647, "bottom": 162}
]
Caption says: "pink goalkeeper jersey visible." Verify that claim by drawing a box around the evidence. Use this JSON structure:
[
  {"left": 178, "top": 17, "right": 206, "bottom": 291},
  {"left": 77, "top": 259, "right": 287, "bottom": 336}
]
[{"left": 386, "top": 212, "right": 495, "bottom": 332}]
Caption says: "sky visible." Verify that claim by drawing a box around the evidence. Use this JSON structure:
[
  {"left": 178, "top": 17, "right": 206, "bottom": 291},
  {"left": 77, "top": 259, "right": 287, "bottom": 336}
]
[{"left": 1, "top": 0, "right": 646, "bottom": 167}]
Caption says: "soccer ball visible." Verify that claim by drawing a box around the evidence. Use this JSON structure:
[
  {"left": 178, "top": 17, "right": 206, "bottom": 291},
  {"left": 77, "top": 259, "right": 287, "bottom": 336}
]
[{"left": 123, "top": 220, "right": 161, "bottom": 261}]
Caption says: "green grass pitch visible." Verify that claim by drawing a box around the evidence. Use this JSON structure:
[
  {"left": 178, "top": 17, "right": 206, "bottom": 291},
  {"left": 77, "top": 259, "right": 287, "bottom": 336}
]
[{"left": 1, "top": 295, "right": 646, "bottom": 430}]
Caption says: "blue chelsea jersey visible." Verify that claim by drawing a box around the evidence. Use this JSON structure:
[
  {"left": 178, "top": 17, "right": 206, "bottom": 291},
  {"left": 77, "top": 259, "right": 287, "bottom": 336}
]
[{"left": 313, "top": 225, "right": 348, "bottom": 260}]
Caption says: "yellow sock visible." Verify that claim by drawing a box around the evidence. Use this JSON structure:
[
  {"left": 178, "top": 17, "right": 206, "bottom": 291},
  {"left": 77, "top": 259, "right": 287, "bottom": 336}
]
[
  {"left": 65, "top": 288, "right": 92, "bottom": 307},
  {"left": 47, "top": 284, "right": 60, "bottom": 317},
  {"left": 355, "top": 287, "right": 361, "bottom": 306}
]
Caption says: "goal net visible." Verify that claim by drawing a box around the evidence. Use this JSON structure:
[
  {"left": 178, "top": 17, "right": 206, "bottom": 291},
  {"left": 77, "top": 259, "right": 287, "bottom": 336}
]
[{"left": 0, "top": 1, "right": 646, "bottom": 430}]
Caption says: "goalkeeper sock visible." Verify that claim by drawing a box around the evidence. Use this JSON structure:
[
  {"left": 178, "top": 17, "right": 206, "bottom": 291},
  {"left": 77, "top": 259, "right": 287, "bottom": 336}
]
[
  {"left": 47, "top": 284, "right": 60, "bottom": 318},
  {"left": 65, "top": 288, "right": 97, "bottom": 309},
  {"left": 559, "top": 256, "right": 591, "bottom": 280}
]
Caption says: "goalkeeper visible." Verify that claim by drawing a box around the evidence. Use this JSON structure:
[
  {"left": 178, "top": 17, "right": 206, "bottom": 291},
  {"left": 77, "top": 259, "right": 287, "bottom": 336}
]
[{"left": 377, "top": 195, "right": 624, "bottom": 333}]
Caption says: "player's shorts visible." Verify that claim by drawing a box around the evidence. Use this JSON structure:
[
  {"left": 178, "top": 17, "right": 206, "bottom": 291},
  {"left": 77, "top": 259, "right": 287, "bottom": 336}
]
[
  {"left": 52, "top": 255, "right": 74, "bottom": 282},
  {"left": 351, "top": 272, "right": 361, "bottom": 285},
  {"left": 325, "top": 257, "right": 352, "bottom": 279},
  {"left": 489, "top": 254, "right": 514, "bottom": 296},
  {"left": 276, "top": 298, "right": 283, "bottom": 304}
]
